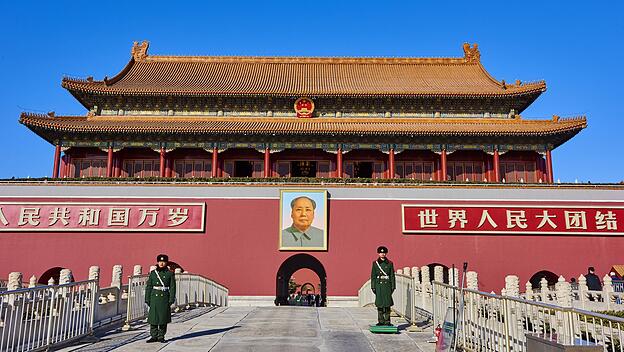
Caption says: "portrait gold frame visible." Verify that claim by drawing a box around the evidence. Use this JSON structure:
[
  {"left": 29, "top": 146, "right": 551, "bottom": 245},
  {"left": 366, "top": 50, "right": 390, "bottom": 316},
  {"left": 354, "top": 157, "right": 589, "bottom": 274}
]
[{"left": 279, "top": 189, "right": 328, "bottom": 251}]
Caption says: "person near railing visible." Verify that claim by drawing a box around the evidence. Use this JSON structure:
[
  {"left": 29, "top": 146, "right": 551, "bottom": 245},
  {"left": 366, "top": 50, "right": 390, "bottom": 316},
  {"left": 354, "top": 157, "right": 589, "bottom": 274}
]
[
  {"left": 145, "top": 254, "right": 177, "bottom": 343},
  {"left": 370, "top": 246, "right": 396, "bottom": 326},
  {"left": 586, "top": 266, "right": 602, "bottom": 291}
]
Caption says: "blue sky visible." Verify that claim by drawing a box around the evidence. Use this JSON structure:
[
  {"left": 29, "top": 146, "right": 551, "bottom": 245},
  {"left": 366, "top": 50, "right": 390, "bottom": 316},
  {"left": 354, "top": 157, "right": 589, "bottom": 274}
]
[{"left": 0, "top": 1, "right": 622, "bottom": 182}]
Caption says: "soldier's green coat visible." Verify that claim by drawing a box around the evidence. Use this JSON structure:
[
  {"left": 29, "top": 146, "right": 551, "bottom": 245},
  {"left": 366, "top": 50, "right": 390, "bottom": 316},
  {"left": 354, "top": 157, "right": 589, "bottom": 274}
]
[
  {"left": 145, "top": 269, "right": 177, "bottom": 325},
  {"left": 370, "top": 258, "right": 396, "bottom": 308}
]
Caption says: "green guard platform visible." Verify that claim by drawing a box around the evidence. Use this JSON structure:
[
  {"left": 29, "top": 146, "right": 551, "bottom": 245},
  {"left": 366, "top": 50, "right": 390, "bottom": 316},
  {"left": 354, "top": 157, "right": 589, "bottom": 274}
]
[{"left": 369, "top": 325, "right": 399, "bottom": 334}]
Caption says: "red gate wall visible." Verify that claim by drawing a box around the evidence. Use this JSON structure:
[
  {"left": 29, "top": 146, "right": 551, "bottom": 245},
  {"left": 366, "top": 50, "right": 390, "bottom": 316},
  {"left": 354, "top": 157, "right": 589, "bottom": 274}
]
[{"left": 1, "top": 196, "right": 622, "bottom": 295}]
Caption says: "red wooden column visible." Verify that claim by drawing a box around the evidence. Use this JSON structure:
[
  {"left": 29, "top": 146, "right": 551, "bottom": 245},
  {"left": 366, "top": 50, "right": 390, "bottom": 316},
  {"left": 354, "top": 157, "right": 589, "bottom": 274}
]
[
  {"left": 440, "top": 148, "right": 447, "bottom": 181},
  {"left": 52, "top": 144, "right": 61, "bottom": 178},
  {"left": 388, "top": 148, "right": 395, "bottom": 179},
  {"left": 493, "top": 148, "right": 500, "bottom": 182},
  {"left": 539, "top": 155, "right": 547, "bottom": 182},
  {"left": 60, "top": 155, "right": 67, "bottom": 178},
  {"left": 545, "top": 150, "right": 554, "bottom": 183},
  {"left": 336, "top": 146, "right": 343, "bottom": 178},
  {"left": 159, "top": 147, "right": 166, "bottom": 177},
  {"left": 264, "top": 147, "right": 271, "bottom": 178},
  {"left": 66, "top": 155, "right": 72, "bottom": 178},
  {"left": 436, "top": 159, "right": 441, "bottom": 181},
  {"left": 211, "top": 147, "right": 218, "bottom": 178},
  {"left": 165, "top": 157, "right": 172, "bottom": 178},
  {"left": 106, "top": 147, "right": 114, "bottom": 177},
  {"left": 114, "top": 154, "right": 121, "bottom": 177}
]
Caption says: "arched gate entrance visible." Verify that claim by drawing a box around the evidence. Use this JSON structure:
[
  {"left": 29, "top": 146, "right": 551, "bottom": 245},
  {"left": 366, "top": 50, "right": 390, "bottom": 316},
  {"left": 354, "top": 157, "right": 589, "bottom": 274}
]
[{"left": 275, "top": 254, "right": 327, "bottom": 306}]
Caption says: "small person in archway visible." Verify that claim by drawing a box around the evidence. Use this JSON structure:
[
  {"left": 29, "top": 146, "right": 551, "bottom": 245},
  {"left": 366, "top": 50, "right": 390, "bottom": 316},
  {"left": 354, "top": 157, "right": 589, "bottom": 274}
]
[
  {"left": 371, "top": 246, "right": 396, "bottom": 326},
  {"left": 145, "top": 254, "right": 177, "bottom": 343}
]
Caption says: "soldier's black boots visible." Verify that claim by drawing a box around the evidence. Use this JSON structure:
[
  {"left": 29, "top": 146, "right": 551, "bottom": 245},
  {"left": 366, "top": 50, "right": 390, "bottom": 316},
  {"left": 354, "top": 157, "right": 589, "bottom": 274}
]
[
  {"left": 146, "top": 337, "right": 158, "bottom": 343},
  {"left": 158, "top": 337, "right": 166, "bottom": 343}
]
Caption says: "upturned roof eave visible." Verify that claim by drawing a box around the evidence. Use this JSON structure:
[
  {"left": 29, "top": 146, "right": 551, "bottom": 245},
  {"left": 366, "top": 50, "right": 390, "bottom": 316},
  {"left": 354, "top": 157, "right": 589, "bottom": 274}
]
[{"left": 19, "top": 113, "right": 587, "bottom": 143}]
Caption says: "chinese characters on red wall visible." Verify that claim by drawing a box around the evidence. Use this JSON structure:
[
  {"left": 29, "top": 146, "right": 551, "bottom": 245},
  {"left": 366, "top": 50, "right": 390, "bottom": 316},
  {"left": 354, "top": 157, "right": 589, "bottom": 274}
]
[
  {"left": 403, "top": 203, "right": 622, "bottom": 235},
  {"left": 0, "top": 202, "right": 205, "bottom": 232}
]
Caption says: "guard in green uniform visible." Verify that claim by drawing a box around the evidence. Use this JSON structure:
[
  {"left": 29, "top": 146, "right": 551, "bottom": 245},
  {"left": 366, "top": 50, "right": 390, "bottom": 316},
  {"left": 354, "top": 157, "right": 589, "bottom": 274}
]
[
  {"left": 145, "top": 254, "right": 177, "bottom": 343},
  {"left": 370, "top": 246, "right": 396, "bottom": 326}
]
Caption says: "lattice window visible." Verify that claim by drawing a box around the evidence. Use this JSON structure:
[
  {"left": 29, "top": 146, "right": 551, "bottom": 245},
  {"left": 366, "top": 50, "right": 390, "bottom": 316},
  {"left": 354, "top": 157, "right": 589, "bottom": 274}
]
[
  {"left": 501, "top": 162, "right": 537, "bottom": 183},
  {"left": 446, "top": 162, "right": 484, "bottom": 182},
  {"left": 395, "top": 161, "right": 435, "bottom": 181},
  {"left": 72, "top": 158, "right": 107, "bottom": 178},
  {"left": 173, "top": 159, "right": 212, "bottom": 178},
  {"left": 122, "top": 159, "right": 160, "bottom": 178}
]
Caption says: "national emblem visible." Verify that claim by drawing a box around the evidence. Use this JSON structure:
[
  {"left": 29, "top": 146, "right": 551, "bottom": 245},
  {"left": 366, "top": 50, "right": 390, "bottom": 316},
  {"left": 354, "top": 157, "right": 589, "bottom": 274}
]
[{"left": 294, "top": 97, "right": 315, "bottom": 118}]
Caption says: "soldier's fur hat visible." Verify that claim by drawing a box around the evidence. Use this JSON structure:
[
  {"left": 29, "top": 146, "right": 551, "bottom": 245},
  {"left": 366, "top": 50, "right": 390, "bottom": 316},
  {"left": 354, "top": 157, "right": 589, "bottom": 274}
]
[
  {"left": 157, "top": 254, "right": 169, "bottom": 262},
  {"left": 377, "top": 246, "right": 388, "bottom": 253}
]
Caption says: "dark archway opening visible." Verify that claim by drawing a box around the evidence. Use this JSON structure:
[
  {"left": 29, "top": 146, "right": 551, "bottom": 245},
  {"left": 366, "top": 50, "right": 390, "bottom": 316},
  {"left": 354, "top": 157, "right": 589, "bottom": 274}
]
[
  {"left": 275, "top": 254, "right": 327, "bottom": 306},
  {"left": 167, "top": 261, "right": 184, "bottom": 273},
  {"left": 300, "top": 282, "right": 316, "bottom": 295},
  {"left": 529, "top": 270, "right": 559, "bottom": 289},
  {"left": 426, "top": 263, "right": 450, "bottom": 284},
  {"left": 38, "top": 267, "right": 70, "bottom": 285}
]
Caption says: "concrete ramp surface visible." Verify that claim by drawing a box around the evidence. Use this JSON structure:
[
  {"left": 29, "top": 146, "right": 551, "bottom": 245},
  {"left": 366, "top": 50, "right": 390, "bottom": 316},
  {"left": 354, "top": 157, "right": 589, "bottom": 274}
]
[{"left": 59, "top": 306, "right": 434, "bottom": 352}]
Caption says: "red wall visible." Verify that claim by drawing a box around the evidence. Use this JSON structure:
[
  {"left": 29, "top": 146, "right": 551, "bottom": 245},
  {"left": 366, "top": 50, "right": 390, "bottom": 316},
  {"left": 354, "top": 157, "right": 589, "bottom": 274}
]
[{"left": 1, "top": 196, "right": 622, "bottom": 296}]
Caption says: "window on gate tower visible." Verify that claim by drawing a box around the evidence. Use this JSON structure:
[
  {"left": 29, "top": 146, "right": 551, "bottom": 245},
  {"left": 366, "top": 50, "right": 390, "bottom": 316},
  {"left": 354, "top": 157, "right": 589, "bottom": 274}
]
[
  {"left": 290, "top": 161, "right": 317, "bottom": 177},
  {"left": 446, "top": 161, "right": 484, "bottom": 182}
]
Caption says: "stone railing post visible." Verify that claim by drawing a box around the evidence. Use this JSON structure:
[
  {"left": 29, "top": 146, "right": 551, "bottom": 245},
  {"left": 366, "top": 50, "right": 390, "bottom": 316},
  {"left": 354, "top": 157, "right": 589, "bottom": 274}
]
[
  {"left": 525, "top": 281, "right": 534, "bottom": 300},
  {"left": 434, "top": 265, "right": 444, "bottom": 283},
  {"left": 505, "top": 275, "right": 520, "bottom": 297},
  {"left": 540, "top": 278, "right": 549, "bottom": 302},
  {"left": 7, "top": 272, "right": 23, "bottom": 306},
  {"left": 578, "top": 275, "right": 588, "bottom": 309},
  {"left": 59, "top": 269, "right": 73, "bottom": 284},
  {"left": 555, "top": 276, "right": 573, "bottom": 341},
  {"left": 29, "top": 275, "right": 37, "bottom": 288},
  {"left": 111, "top": 265, "right": 123, "bottom": 289},
  {"left": 48, "top": 277, "right": 55, "bottom": 285},
  {"left": 603, "top": 275, "right": 613, "bottom": 310},
  {"left": 174, "top": 268, "right": 182, "bottom": 274},
  {"left": 133, "top": 265, "right": 142, "bottom": 276},
  {"left": 421, "top": 266, "right": 431, "bottom": 285},
  {"left": 7, "top": 272, "right": 23, "bottom": 291},
  {"left": 88, "top": 266, "right": 100, "bottom": 281},
  {"left": 411, "top": 267, "right": 420, "bottom": 282},
  {"left": 421, "top": 265, "right": 431, "bottom": 312},
  {"left": 466, "top": 271, "right": 478, "bottom": 290},
  {"left": 450, "top": 268, "right": 459, "bottom": 287},
  {"left": 410, "top": 266, "right": 420, "bottom": 307},
  {"left": 555, "top": 276, "right": 572, "bottom": 307},
  {"left": 396, "top": 268, "right": 403, "bottom": 275},
  {"left": 403, "top": 266, "right": 411, "bottom": 277}
]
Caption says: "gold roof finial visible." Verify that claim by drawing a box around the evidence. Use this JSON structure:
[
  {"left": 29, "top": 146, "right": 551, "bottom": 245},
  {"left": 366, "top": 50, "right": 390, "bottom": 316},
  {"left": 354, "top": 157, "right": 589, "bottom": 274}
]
[
  {"left": 462, "top": 42, "right": 480, "bottom": 63},
  {"left": 131, "top": 40, "right": 150, "bottom": 61}
]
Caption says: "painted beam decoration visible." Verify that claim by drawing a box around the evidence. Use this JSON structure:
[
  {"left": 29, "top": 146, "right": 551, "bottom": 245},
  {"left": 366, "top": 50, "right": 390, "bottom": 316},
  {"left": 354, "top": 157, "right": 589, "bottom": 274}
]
[
  {"left": 0, "top": 202, "right": 205, "bottom": 232},
  {"left": 402, "top": 202, "right": 623, "bottom": 235}
]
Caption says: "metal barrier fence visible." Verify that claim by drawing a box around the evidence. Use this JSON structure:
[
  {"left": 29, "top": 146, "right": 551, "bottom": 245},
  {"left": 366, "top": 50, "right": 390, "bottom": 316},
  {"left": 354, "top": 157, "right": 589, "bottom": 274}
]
[
  {"left": 0, "top": 280, "right": 98, "bottom": 352},
  {"left": 433, "top": 281, "right": 624, "bottom": 352},
  {"left": 358, "top": 274, "right": 419, "bottom": 325},
  {"left": 124, "top": 272, "right": 228, "bottom": 329}
]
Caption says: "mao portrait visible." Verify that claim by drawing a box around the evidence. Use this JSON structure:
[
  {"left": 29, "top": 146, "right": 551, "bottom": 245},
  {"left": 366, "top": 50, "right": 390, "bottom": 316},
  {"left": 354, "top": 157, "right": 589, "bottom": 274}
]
[{"left": 279, "top": 190, "right": 328, "bottom": 251}]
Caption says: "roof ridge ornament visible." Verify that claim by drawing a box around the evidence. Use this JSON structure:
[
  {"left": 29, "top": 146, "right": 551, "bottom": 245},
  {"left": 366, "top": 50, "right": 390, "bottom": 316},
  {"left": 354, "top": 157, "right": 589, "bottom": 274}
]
[
  {"left": 131, "top": 41, "right": 149, "bottom": 61},
  {"left": 463, "top": 42, "right": 480, "bottom": 63}
]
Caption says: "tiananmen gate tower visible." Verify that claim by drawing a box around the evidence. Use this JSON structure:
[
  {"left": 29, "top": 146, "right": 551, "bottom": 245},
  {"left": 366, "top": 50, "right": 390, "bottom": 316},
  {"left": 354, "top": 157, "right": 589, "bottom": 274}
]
[{"left": 4, "top": 41, "right": 622, "bottom": 306}]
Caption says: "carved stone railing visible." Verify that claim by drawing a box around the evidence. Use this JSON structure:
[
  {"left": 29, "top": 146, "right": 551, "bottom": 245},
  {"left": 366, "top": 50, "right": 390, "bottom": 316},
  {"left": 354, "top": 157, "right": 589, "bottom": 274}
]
[
  {"left": 0, "top": 265, "right": 228, "bottom": 351},
  {"left": 433, "top": 281, "right": 624, "bottom": 351}
]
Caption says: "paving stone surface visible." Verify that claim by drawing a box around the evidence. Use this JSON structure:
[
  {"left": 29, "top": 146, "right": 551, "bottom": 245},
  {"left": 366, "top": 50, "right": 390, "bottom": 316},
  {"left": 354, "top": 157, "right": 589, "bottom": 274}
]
[{"left": 58, "top": 306, "right": 435, "bottom": 352}]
